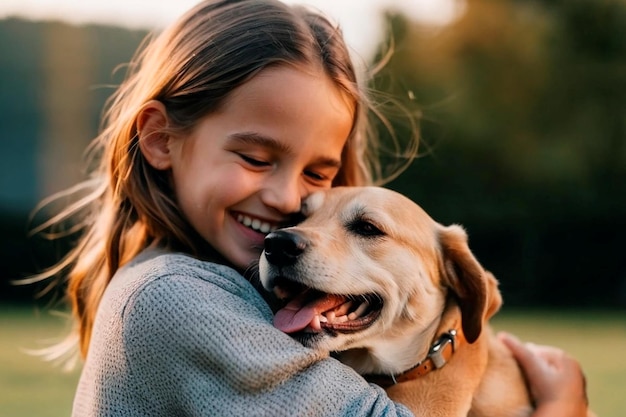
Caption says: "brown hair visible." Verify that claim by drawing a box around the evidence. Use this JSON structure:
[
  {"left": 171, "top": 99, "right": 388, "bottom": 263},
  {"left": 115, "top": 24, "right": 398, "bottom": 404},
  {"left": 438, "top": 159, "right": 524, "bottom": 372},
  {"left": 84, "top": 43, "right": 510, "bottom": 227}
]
[{"left": 34, "top": 0, "right": 419, "bottom": 360}]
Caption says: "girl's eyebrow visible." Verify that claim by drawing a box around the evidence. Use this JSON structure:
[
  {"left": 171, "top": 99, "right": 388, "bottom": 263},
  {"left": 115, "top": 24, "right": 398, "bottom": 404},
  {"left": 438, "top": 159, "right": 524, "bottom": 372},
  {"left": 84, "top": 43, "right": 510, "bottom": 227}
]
[
  {"left": 228, "top": 132, "right": 292, "bottom": 153},
  {"left": 227, "top": 132, "right": 342, "bottom": 168}
]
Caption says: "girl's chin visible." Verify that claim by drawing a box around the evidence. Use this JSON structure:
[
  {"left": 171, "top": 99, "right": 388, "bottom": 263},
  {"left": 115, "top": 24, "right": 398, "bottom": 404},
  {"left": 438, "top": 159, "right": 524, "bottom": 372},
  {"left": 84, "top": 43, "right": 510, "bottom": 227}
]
[
  {"left": 228, "top": 244, "right": 264, "bottom": 270},
  {"left": 230, "top": 254, "right": 262, "bottom": 273},
  {"left": 226, "top": 216, "right": 268, "bottom": 268}
]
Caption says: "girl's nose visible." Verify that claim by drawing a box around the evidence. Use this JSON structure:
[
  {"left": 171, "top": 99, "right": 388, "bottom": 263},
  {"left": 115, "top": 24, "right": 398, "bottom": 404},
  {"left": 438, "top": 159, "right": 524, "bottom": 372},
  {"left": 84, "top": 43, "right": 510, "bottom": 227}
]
[{"left": 260, "top": 174, "right": 304, "bottom": 214}]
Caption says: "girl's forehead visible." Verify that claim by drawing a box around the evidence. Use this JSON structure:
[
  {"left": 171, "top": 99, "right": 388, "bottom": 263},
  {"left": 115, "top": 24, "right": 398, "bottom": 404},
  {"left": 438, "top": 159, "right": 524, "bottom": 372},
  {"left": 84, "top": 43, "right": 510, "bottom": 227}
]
[
  {"left": 191, "top": 64, "right": 354, "bottom": 158},
  {"left": 226, "top": 65, "right": 355, "bottom": 121}
]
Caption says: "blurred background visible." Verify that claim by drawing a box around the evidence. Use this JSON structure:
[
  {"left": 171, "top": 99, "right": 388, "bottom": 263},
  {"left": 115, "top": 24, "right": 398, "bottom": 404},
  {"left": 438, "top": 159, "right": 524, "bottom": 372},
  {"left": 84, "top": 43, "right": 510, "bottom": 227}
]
[{"left": 0, "top": 0, "right": 625, "bottom": 416}]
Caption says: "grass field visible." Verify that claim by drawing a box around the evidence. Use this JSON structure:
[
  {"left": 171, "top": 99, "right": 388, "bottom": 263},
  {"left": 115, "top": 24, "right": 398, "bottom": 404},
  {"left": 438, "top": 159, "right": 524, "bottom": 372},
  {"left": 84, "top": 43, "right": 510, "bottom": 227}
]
[{"left": 1, "top": 304, "right": 624, "bottom": 417}]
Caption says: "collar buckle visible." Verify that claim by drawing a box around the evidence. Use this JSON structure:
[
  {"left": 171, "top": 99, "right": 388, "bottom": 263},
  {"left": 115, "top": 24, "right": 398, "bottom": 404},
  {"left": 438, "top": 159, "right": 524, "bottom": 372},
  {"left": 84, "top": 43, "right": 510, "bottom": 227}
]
[{"left": 428, "top": 329, "right": 457, "bottom": 369}]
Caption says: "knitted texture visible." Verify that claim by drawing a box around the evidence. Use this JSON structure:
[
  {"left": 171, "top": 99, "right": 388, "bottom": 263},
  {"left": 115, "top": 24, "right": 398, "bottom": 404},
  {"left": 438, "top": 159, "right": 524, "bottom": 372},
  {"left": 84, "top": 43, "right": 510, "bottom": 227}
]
[{"left": 72, "top": 249, "right": 413, "bottom": 417}]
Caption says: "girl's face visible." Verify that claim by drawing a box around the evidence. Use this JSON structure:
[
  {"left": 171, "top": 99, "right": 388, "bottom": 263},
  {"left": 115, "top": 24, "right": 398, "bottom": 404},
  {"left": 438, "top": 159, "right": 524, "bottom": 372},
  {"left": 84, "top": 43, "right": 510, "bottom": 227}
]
[{"left": 167, "top": 65, "right": 354, "bottom": 270}]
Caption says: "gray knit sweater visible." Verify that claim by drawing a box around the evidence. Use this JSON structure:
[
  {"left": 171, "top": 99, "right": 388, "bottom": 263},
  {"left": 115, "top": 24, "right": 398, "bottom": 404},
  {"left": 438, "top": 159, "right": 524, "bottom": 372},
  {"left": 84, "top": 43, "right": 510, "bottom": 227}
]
[{"left": 72, "top": 249, "right": 413, "bottom": 417}]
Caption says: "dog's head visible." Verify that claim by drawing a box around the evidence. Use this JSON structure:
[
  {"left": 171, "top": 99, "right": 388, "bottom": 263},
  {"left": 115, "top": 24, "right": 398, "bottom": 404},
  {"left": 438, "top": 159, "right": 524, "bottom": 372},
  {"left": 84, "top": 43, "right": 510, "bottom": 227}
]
[{"left": 259, "top": 186, "right": 501, "bottom": 359}]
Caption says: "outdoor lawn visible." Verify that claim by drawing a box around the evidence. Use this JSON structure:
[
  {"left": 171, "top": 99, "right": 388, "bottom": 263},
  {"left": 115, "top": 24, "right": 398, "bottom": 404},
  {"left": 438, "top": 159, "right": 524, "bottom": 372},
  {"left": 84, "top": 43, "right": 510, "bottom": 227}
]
[{"left": 1, "top": 304, "right": 624, "bottom": 417}]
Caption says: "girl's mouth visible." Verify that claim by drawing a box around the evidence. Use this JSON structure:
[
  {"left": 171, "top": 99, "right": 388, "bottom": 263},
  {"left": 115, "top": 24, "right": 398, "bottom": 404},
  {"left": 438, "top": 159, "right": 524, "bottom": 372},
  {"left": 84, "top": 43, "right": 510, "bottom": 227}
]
[{"left": 236, "top": 213, "right": 279, "bottom": 234}]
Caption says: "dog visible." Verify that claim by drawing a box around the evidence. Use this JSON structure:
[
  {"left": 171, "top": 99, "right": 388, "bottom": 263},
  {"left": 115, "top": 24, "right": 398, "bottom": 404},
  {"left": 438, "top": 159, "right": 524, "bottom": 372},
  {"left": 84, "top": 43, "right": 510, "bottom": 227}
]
[{"left": 258, "top": 186, "right": 537, "bottom": 417}]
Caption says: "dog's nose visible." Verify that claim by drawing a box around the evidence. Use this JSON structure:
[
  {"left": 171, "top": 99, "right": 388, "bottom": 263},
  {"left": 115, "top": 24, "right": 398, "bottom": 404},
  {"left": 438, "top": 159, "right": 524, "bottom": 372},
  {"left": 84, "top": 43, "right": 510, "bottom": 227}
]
[{"left": 264, "top": 230, "right": 307, "bottom": 266}]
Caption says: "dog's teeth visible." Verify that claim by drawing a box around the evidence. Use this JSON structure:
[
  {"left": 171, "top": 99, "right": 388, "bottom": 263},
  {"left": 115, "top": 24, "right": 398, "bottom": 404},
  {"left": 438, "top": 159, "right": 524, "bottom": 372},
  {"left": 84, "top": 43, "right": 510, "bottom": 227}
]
[
  {"left": 335, "top": 315, "right": 349, "bottom": 323},
  {"left": 326, "top": 311, "right": 336, "bottom": 322},
  {"left": 334, "top": 301, "right": 353, "bottom": 317},
  {"left": 311, "top": 314, "right": 322, "bottom": 330},
  {"left": 318, "top": 315, "right": 328, "bottom": 323},
  {"left": 348, "top": 301, "right": 370, "bottom": 320},
  {"left": 353, "top": 301, "right": 369, "bottom": 318}
]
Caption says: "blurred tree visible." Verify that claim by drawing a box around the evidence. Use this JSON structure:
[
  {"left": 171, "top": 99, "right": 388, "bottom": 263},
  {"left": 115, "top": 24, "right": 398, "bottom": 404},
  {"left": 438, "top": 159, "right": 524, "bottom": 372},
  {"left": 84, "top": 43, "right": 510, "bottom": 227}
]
[{"left": 0, "top": 19, "right": 146, "bottom": 304}]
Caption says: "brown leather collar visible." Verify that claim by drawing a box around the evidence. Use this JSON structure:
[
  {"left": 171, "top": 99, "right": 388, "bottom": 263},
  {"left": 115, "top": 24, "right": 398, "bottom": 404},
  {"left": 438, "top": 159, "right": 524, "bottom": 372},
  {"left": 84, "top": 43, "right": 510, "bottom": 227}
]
[{"left": 364, "top": 329, "right": 464, "bottom": 388}]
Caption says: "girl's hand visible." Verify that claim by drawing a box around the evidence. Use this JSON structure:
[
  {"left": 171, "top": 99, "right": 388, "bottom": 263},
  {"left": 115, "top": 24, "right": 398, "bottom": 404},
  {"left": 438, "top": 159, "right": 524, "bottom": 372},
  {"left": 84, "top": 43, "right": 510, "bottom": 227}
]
[{"left": 498, "top": 332, "right": 591, "bottom": 417}]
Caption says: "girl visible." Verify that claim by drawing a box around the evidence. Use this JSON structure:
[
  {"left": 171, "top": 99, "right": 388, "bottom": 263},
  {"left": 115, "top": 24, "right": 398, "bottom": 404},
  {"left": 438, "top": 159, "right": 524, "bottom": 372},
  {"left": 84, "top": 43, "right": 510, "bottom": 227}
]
[{"left": 39, "top": 0, "right": 588, "bottom": 415}]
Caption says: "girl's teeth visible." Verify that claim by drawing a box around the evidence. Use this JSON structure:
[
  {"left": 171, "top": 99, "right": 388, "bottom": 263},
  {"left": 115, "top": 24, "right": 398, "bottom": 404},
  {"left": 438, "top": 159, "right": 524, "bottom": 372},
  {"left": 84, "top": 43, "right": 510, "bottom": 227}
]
[{"left": 237, "top": 214, "right": 274, "bottom": 233}]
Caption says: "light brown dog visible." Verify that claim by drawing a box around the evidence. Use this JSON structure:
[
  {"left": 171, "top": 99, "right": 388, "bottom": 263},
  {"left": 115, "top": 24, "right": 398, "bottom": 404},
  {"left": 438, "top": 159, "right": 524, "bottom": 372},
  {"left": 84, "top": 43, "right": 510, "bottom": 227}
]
[{"left": 258, "top": 186, "right": 536, "bottom": 417}]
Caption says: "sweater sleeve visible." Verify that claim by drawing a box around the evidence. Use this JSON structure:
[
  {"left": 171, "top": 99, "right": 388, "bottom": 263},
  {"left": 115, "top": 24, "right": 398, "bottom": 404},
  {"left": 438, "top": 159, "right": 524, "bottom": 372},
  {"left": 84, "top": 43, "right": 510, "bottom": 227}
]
[{"left": 120, "top": 265, "right": 414, "bottom": 417}]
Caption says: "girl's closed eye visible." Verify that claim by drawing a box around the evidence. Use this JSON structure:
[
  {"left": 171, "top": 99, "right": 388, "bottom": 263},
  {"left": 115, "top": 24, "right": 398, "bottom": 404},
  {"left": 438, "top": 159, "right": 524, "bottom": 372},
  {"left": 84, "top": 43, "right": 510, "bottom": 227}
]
[
  {"left": 304, "top": 166, "right": 340, "bottom": 187},
  {"left": 238, "top": 153, "right": 270, "bottom": 167},
  {"left": 304, "top": 170, "right": 326, "bottom": 181}
]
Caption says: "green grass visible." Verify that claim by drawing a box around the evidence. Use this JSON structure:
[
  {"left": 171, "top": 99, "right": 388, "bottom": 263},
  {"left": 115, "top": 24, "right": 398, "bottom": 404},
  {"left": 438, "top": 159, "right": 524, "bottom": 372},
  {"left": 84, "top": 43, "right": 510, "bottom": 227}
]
[
  {"left": 1, "top": 305, "right": 624, "bottom": 417},
  {"left": 0, "top": 304, "right": 80, "bottom": 417}
]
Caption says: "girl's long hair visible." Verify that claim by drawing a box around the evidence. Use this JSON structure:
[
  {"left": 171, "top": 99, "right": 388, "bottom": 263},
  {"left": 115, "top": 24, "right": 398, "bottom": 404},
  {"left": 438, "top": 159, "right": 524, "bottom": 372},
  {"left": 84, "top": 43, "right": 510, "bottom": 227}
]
[{"left": 32, "top": 0, "right": 419, "bottom": 362}]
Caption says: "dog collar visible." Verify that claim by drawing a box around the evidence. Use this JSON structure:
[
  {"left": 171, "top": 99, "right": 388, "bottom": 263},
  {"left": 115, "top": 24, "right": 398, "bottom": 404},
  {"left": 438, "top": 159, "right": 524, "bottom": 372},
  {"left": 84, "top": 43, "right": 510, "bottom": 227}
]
[{"left": 364, "top": 329, "right": 460, "bottom": 388}]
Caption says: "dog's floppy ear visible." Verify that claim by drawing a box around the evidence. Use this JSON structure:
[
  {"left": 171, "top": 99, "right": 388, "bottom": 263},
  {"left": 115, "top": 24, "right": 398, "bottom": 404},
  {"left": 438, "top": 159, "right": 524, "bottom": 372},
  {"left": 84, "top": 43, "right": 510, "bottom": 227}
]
[
  {"left": 482, "top": 270, "right": 503, "bottom": 321},
  {"left": 438, "top": 224, "right": 491, "bottom": 344}
]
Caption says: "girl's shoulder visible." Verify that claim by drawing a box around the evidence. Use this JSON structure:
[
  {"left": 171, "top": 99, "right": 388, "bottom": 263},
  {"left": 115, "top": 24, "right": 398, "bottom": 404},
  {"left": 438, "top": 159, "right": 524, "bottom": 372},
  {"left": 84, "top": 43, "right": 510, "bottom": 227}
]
[
  {"left": 105, "top": 248, "right": 268, "bottom": 319},
  {"left": 117, "top": 248, "right": 246, "bottom": 292}
]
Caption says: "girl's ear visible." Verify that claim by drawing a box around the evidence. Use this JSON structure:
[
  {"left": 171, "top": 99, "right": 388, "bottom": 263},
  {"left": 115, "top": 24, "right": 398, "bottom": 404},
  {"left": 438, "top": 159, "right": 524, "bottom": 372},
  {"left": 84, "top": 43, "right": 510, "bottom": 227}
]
[{"left": 137, "top": 100, "right": 172, "bottom": 170}]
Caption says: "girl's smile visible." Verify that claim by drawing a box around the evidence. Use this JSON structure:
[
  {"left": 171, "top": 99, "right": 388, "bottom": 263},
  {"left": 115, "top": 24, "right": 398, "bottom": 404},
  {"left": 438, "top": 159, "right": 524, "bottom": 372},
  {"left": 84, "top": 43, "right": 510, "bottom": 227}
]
[
  {"left": 231, "top": 211, "right": 281, "bottom": 251},
  {"left": 235, "top": 212, "right": 279, "bottom": 235}
]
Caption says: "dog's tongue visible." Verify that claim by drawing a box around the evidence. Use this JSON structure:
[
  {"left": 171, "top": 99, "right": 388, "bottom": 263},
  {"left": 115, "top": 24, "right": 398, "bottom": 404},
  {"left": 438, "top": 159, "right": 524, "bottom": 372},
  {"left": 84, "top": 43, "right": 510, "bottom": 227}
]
[{"left": 274, "top": 293, "right": 346, "bottom": 334}]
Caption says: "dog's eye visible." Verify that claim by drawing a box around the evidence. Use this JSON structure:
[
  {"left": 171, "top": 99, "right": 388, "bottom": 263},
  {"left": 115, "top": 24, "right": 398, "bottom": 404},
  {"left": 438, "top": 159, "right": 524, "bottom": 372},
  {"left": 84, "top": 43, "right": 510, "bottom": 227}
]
[{"left": 348, "top": 219, "right": 384, "bottom": 237}]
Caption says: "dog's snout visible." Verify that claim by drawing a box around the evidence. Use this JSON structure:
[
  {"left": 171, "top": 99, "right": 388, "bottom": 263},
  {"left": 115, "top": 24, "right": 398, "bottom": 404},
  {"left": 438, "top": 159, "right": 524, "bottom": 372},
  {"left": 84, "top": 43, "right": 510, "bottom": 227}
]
[{"left": 264, "top": 230, "right": 307, "bottom": 266}]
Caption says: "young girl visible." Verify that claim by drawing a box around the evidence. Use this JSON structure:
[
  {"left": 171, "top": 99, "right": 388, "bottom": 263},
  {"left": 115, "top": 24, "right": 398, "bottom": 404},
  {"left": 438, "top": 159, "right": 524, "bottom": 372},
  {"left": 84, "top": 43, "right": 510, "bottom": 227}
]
[{"left": 40, "top": 0, "right": 589, "bottom": 415}]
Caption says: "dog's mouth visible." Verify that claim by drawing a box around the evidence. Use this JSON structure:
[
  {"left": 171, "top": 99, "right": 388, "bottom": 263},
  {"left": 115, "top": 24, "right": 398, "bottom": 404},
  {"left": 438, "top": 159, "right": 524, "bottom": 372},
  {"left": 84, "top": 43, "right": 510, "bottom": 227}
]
[{"left": 271, "top": 276, "right": 383, "bottom": 335}]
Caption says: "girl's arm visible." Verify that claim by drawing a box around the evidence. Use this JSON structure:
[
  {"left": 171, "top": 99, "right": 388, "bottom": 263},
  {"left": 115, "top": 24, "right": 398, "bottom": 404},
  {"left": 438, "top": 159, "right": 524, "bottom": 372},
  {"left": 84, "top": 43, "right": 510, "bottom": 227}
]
[{"left": 120, "top": 264, "right": 414, "bottom": 417}]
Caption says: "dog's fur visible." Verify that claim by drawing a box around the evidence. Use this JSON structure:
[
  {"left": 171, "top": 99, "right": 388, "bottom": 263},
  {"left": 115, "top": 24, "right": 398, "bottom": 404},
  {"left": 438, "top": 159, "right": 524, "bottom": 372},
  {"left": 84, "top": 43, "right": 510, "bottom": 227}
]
[{"left": 258, "top": 186, "right": 536, "bottom": 417}]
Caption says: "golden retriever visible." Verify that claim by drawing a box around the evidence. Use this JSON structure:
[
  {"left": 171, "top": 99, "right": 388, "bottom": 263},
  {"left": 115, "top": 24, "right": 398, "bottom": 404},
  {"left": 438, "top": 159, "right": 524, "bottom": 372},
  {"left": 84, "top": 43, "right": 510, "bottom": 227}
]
[{"left": 258, "top": 186, "right": 540, "bottom": 417}]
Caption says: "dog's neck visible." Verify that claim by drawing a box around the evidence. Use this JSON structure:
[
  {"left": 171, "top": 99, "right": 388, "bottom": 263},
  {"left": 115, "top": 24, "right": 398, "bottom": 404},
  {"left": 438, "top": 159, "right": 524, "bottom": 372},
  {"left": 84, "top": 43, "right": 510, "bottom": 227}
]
[
  {"left": 363, "top": 318, "right": 464, "bottom": 388},
  {"left": 352, "top": 303, "right": 465, "bottom": 387}
]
